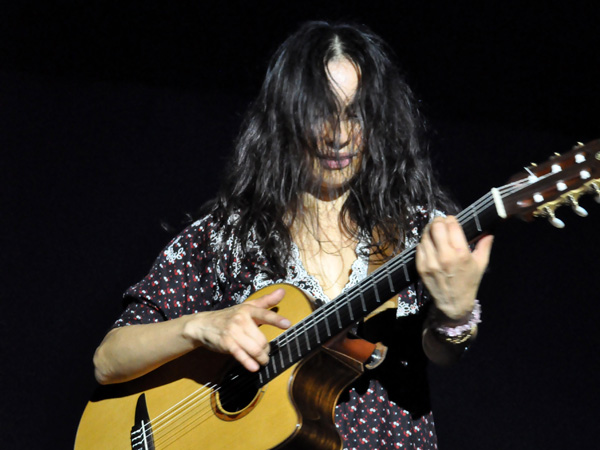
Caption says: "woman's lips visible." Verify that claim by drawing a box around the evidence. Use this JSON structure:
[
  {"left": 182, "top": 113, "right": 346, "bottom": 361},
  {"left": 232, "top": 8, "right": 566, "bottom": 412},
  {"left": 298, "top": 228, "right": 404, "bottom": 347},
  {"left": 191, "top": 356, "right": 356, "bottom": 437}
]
[{"left": 319, "top": 153, "right": 357, "bottom": 170}]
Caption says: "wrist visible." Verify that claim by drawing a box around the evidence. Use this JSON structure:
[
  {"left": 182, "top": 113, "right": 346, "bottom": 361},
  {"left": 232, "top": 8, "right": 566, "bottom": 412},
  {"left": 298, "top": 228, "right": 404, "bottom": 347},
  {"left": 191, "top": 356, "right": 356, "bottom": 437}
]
[
  {"left": 430, "top": 299, "right": 481, "bottom": 345},
  {"left": 180, "top": 313, "right": 205, "bottom": 347}
]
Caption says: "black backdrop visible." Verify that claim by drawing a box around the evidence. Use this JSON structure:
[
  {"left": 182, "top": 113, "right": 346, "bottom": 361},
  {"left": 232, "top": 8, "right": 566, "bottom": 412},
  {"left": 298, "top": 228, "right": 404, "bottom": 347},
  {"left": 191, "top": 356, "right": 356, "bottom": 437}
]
[{"left": 2, "top": 2, "right": 599, "bottom": 449}]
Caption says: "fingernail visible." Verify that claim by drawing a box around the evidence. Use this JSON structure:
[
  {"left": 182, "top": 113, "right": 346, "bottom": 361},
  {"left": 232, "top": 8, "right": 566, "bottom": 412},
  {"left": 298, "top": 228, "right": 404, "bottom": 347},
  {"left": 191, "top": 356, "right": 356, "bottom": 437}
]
[{"left": 280, "top": 319, "right": 291, "bottom": 328}]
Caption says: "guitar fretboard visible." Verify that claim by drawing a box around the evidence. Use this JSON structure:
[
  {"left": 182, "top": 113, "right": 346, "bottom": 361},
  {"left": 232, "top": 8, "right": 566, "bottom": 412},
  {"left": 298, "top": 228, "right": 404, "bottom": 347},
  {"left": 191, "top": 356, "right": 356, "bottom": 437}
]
[{"left": 254, "top": 191, "right": 500, "bottom": 386}]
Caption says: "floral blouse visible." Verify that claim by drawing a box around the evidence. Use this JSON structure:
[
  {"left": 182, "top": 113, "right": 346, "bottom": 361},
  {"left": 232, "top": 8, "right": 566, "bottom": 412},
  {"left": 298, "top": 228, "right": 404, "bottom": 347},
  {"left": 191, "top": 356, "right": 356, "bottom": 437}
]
[{"left": 115, "top": 211, "right": 439, "bottom": 449}]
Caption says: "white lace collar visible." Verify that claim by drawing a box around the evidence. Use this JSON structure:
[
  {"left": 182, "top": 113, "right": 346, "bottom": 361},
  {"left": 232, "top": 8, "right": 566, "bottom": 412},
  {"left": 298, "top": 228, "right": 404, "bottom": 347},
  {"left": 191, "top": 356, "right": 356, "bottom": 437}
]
[{"left": 286, "top": 239, "right": 370, "bottom": 304}]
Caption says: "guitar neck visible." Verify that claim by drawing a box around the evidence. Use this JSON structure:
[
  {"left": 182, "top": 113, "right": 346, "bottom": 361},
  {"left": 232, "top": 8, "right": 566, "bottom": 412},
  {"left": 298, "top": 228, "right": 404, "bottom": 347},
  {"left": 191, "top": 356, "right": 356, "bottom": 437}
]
[
  {"left": 258, "top": 132, "right": 600, "bottom": 385},
  {"left": 251, "top": 192, "right": 500, "bottom": 386}
]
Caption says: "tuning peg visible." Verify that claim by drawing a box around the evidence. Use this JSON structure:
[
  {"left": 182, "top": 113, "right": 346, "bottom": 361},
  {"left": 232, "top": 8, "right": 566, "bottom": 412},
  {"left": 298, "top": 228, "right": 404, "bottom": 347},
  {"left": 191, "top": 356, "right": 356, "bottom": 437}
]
[
  {"left": 592, "top": 182, "right": 600, "bottom": 204},
  {"left": 568, "top": 195, "right": 588, "bottom": 217},
  {"left": 542, "top": 206, "right": 565, "bottom": 228}
]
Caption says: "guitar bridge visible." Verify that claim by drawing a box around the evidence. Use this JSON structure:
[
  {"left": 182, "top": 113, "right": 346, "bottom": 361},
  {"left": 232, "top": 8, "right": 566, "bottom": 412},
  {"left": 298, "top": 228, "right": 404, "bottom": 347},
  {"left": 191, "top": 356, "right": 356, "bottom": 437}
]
[{"left": 130, "top": 393, "right": 155, "bottom": 450}]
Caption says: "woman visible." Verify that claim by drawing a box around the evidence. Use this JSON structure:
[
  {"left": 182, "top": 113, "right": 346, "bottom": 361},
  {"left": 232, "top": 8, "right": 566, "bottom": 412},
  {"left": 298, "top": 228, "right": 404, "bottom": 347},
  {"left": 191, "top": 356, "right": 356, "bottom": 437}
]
[{"left": 94, "top": 21, "right": 492, "bottom": 449}]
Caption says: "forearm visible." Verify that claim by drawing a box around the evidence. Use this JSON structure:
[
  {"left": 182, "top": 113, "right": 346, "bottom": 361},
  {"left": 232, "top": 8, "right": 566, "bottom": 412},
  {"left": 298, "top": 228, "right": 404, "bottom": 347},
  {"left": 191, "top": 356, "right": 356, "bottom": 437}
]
[
  {"left": 93, "top": 314, "right": 197, "bottom": 385},
  {"left": 94, "top": 289, "right": 290, "bottom": 385}
]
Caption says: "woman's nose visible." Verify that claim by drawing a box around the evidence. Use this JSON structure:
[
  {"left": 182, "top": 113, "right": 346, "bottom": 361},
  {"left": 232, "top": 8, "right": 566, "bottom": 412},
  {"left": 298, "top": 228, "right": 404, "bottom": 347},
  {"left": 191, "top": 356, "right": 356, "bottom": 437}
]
[{"left": 325, "top": 121, "right": 351, "bottom": 149}]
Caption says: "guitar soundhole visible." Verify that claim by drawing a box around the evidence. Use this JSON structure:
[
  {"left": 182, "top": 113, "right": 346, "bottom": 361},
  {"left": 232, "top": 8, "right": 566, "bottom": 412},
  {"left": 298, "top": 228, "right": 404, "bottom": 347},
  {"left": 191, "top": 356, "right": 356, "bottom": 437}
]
[{"left": 215, "top": 365, "right": 262, "bottom": 416}]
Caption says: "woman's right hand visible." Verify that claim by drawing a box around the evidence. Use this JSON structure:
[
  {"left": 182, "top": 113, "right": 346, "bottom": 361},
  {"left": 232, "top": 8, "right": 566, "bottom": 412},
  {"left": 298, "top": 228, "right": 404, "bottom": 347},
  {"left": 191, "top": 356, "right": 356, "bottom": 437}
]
[{"left": 182, "top": 288, "right": 291, "bottom": 372}]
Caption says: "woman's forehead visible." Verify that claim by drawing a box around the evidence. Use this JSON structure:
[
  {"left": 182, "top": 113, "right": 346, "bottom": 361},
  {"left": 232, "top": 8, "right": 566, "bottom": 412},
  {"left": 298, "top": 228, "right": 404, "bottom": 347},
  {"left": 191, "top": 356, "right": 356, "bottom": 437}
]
[{"left": 326, "top": 58, "right": 359, "bottom": 106}]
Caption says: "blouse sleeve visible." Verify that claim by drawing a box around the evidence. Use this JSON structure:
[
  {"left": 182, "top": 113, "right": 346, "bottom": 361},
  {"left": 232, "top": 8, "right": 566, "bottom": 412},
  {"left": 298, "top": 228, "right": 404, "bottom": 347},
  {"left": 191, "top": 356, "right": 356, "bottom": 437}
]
[{"left": 113, "top": 216, "right": 222, "bottom": 327}]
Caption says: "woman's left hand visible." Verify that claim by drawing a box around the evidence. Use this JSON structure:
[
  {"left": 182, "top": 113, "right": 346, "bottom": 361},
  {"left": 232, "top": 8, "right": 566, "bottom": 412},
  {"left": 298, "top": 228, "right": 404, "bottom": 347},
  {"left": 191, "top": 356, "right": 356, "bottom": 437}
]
[{"left": 416, "top": 215, "right": 494, "bottom": 321}]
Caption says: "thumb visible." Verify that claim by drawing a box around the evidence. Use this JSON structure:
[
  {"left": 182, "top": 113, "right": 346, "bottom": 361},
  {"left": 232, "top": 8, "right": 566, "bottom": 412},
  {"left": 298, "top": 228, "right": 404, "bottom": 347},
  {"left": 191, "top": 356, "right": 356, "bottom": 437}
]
[{"left": 472, "top": 234, "right": 494, "bottom": 270}]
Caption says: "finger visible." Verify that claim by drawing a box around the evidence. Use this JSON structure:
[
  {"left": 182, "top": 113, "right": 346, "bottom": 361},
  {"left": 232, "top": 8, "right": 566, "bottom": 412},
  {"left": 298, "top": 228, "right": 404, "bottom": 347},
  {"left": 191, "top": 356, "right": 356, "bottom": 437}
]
[
  {"left": 248, "top": 288, "right": 286, "bottom": 309},
  {"left": 238, "top": 327, "right": 270, "bottom": 366},
  {"left": 248, "top": 288, "right": 291, "bottom": 329},
  {"left": 427, "top": 217, "right": 450, "bottom": 252},
  {"left": 235, "top": 310, "right": 269, "bottom": 347},
  {"left": 226, "top": 313, "right": 270, "bottom": 369},
  {"left": 472, "top": 234, "right": 494, "bottom": 270},
  {"left": 225, "top": 309, "right": 271, "bottom": 369},
  {"left": 229, "top": 342, "right": 261, "bottom": 372},
  {"left": 430, "top": 217, "right": 470, "bottom": 273},
  {"left": 445, "top": 216, "right": 469, "bottom": 252},
  {"left": 247, "top": 305, "right": 291, "bottom": 329},
  {"left": 417, "top": 228, "right": 441, "bottom": 274}
]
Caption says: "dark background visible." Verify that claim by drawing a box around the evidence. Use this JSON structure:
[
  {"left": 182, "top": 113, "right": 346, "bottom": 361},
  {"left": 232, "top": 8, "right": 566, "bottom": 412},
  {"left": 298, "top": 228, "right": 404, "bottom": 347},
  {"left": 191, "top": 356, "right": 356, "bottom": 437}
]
[{"left": 2, "top": 1, "right": 599, "bottom": 448}]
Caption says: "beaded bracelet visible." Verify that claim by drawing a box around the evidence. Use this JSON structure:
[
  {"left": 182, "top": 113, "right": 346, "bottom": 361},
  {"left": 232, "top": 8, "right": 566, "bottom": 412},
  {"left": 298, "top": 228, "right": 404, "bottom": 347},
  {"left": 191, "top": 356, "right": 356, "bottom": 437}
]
[{"left": 434, "top": 299, "right": 482, "bottom": 344}]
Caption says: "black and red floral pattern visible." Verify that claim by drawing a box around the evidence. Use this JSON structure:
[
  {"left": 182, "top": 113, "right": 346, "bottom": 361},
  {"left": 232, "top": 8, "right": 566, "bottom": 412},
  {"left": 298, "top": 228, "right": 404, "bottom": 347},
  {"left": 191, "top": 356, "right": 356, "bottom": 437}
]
[{"left": 115, "top": 212, "right": 438, "bottom": 449}]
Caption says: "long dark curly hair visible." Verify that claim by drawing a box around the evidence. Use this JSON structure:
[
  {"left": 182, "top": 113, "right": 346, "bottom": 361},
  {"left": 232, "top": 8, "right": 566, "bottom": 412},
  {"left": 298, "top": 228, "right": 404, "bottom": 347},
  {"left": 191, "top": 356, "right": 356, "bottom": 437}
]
[{"left": 205, "top": 21, "right": 453, "bottom": 276}]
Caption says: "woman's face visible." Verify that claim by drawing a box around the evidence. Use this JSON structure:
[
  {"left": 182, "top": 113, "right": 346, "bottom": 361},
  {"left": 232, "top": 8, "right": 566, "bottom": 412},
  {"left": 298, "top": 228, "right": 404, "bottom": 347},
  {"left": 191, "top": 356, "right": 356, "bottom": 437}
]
[{"left": 312, "top": 57, "right": 363, "bottom": 195}]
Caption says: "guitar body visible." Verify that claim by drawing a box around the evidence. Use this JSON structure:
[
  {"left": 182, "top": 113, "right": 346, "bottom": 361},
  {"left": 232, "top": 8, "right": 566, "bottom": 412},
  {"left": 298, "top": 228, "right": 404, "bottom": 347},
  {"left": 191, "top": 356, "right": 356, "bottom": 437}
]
[{"left": 75, "top": 284, "right": 366, "bottom": 449}]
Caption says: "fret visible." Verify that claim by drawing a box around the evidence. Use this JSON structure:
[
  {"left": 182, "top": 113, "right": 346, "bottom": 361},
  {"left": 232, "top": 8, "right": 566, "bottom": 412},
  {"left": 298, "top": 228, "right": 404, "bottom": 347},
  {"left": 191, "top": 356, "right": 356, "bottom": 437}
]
[
  {"left": 403, "top": 263, "right": 410, "bottom": 282},
  {"left": 347, "top": 300, "right": 354, "bottom": 321},
  {"left": 324, "top": 314, "right": 331, "bottom": 337},
  {"left": 386, "top": 266, "right": 395, "bottom": 293},
  {"left": 359, "top": 284, "right": 368, "bottom": 311},
  {"left": 304, "top": 325, "right": 311, "bottom": 351},
  {"left": 373, "top": 283, "right": 380, "bottom": 303},
  {"left": 314, "top": 321, "right": 321, "bottom": 344},
  {"left": 334, "top": 307, "right": 342, "bottom": 329},
  {"left": 286, "top": 341, "right": 293, "bottom": 363},
  {"left": 294, "top": 331, "right": 301, "bottom": 357},
  {"left": 473, "top": 207, "right": 482, "bottom": 232}
]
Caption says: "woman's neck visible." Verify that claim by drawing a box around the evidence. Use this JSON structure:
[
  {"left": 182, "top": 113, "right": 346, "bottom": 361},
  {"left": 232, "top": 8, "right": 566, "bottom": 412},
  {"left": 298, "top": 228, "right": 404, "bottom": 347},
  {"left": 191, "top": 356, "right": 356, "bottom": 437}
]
[
  {"left": 291, "top": 190, "right": 357, "bottom": 248},
  {"left": 291, "top": 190, "right": 359, "bottom": 298},
  {"left": 299, "top": 191, "right": 347, "bottom": 228}
]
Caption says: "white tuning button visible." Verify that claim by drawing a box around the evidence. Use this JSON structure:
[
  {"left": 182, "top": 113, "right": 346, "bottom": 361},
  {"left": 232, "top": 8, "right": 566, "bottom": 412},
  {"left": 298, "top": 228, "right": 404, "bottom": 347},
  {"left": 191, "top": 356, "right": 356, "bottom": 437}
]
[
  {"left": 548, "top": 216, "right": 565, "bottom": 228},
  {"left": 544, "top": 207, "right": 565, "bottom": 228},
  {"left": 572, "top": 205, "right": 589, "bottom": 217},
  {"left": 568, "top": 196, "right": 588, "bottom": 217}
]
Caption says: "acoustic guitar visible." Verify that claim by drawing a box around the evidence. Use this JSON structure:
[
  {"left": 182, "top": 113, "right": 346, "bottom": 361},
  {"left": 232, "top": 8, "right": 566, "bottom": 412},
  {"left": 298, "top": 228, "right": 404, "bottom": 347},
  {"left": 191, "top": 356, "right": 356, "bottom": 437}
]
[{"left": 75, "top": 140, "right": 600, "bottom": 449}]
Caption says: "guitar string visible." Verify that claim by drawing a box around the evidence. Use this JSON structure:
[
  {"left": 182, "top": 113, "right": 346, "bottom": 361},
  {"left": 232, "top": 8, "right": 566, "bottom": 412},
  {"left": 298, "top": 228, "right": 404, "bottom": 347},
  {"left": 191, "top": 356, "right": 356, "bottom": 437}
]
[
  {"left": 152, "top": 394, "right": 218, "bottom": 448},
  {"left": 138, "top": 175, "right": 538, "bottom": 444},
  {"left": 145, "top": 188, "right": 517, "bottom": 443},
  {"left": 135, "top": 383, "right": 217, "bottom": 445},
  {"left": 145, "top": 177, "right": 534, "bottom": 444},
  {"left": 150, "top": 171, "right": 599, "bottom": 446},
  {"left": 272, "top": 176, "right": 531, "bottom": 349},
  {"left": 262, "top": 176, "right": 536, "bottom": 371}
]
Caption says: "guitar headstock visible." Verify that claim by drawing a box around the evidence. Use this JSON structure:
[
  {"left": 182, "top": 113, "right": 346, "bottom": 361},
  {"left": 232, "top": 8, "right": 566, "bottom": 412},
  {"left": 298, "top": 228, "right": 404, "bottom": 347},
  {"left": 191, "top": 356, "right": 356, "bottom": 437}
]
[{"left": 500, "top": 139, "right": 600, "bottom": 227}]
